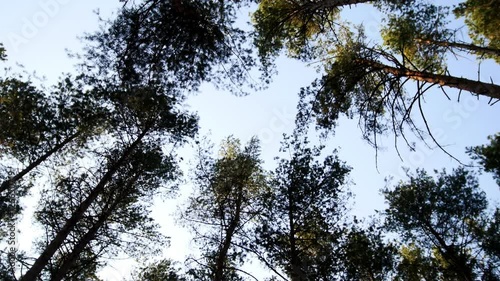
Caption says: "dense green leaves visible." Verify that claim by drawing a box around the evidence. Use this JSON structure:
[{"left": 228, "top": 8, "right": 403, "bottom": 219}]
[
  {"left": 2, "top": 1, "right": 499, "bottom": 280},
  {"left": 183, "top": 136, "right": 267, "bottom": 280},
  {"left": 0, "top": 78, "right": 57, "bottom": 160},
  {"left": 252, "top": 0, "right": 342, "bottom": 64},
  {"left": 394, "top": 243, "right": 440, "bottom": 281},
  {"left": 252, "top": 0, "right": 500, "bottom": 152},
  {"left": 84, "top": 0, "right": 257, "bottom": 94},
  {"left": 468, "top": 133, "right": 500, "bottom": 186},
  {"left": 381, "top": 3, "right": 451, "bottom": 72},
  {"left": 341, "top": 224, "right": 397, "bottom": 281},
  {"left": 455, "top": 0, "right": 500, "bottom": 62},
  {"left": 255, "top": 134, "right": 351, "bottom": 280},
  {"left": 131, "top": 259, "right": 187, "bottom": 281},
  {"left": 383, "top": 168, "right": 499, "bottom": 280}
]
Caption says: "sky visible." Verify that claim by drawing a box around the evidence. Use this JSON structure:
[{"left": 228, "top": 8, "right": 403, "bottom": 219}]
[{"left": 1, "top": 1, "right": 499, "bottom": 280}]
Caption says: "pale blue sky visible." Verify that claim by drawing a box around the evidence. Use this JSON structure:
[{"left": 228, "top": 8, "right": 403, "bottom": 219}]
[{"left": 1, "top": 1, "right": 499, "bottom": 280}]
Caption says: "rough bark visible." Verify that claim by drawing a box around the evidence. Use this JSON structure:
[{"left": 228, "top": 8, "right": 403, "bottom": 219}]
[{"left": 361, "top": 58, "right": 500, "bottom": 100}]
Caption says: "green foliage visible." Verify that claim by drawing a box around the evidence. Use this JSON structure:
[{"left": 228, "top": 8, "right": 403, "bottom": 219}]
[
  {"left": 455, "top": 0, "right": 500, "bottom": 62},
  {"left": 0, "top": 74, "right": 109, "bottom": 235},
  {"left": 84, "top": 0, "right": 257, "bottom": 94},
  {"left": 341, "top": 224, "right": 397, "bottom": 281},
  {"left": 0, "top": 75, "right": 107, "bottom": 158},
  {"left": 23, "top": 77, "right": 198, "bottom": 278},
  {"left": 253, "top": 0, "right": 500, "bottom": 153},
  {"left": 394, "top": 243, "right": 440, "bottom": 281},
  {"left": 468, "top": 133, "right": 500, "bottom": 186},
  {"left": 34, "top": 142, "right": 174, "bottom": 279},
  {"left": 297, "top": 27, "right": 416, "bottom": 148},
  {"left": 252, "top": 0, "right": 339, "bottom": 65},
  {"left": 255, "top": 134, "right": 351, "bottom": 280},
  {"left": 0, "top": 78, "right": 56, "bottom": 159},
  {"left": 99, "top": 84, "right": 198, "bottom": 142},
  {"left": 9, "top": 1, "right": 232, "bottom": 279},
  {"left": 131, "top": 259, "right": 186, "bottom": 281},
  {"left": 380, "top": 3, "right": 451, "bottom": 72},
  {"left": 383, "top": 168, "right": 499, "bottom": 280},
  {"left": 5, "top": 0, "right": 500, "bottom": 280},
  {"left": 384, "top": 168, "right": 487, "bottom": 235},
  {"left": 184, "top": 136, "right": 267, "bottom": 280},
  {"left": 0, "top": 74, "right": 108, "bottom": 162},
  {"left": 3, "top": 0, "right": 259, "bottom": 279}
]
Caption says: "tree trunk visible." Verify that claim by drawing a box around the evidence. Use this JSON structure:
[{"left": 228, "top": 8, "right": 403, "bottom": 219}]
[
  {"left": 49, "top": 175, "right": 139, "bottom": 281},
  {"left": 416, "top": 38, "right": 500, "bottom": 58},
  {"left": 287, "top": 181, "right": 304, "bottom": 281},
  {"left": 50, "top": 204, "right": 114, "bottom": 281},
  {"left": 19, "top": 129, "right": 149, "bottom": 281},
  {"left": 0, "top": 131, "right": 81, "bottom": 194},
  {"left": 421, "top": 220, "right": 474, "bottom": 281},
  {"left": 361, "top": 58, "right": 500, "bottom": 100},
  {"left": 214, "top": 184, "right": 243, "bottom": 281}
]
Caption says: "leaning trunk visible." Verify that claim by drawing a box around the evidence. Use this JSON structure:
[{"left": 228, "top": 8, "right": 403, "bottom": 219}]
[
  {"left": 0, "top": 131, "right": 81, "bottom": 194},
  {"left": 422, "top": 220, "right": 474, "bottom": 281},
  {"left": 416, "top": 38, "right": 500, "bottom": 58},
  {"left": 49, "top": 175, "right": 139, "bottom": 281},
  {"left": 19, "top": 129, "right": 149, "bottom": 281},
  {"left": 361, "top": 59, "right": 500, "bottom": 100},
  {"left": 50, "top": 205, "right": 114, "bottom": 281}
]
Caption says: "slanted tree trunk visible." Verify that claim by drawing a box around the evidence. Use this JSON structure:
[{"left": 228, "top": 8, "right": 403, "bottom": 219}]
[
  {"left": 360, "top": 58, "right": 500, "bottom": 100},
  {"left": 0, "top": 131, "right": 81, "bottom": 194},
  {"left": 49, "top": 175, "right": 140, "bottom": 281},
  {"left": 416, "top": 38, "right": 500, "bottom": 58},
  {"left": 19, "top": 129, "right": 149, "bottom": 281},
  {"left": 422, "top": 220, "right": 474, "bottom": 281}
]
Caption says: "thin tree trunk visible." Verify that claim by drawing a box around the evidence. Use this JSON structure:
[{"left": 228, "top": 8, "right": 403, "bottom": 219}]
[
  {"left": 214, "top": 184, "right": 243, "bottom": 281},
  {"left": 49, "top": 175, "right": 139, "bottom": 281},
  {"left": 361, "top": 59, "right": 500, "bottom": 100},
  {"left": 287, "top": 181, "right": 304, "bottom": 281},
  {"left": 416, "top": 38, "right": 500, "bottom": 58},
  {"left": 19, "top": 129, "right": 149, "bottom": 281},
  {"left": 50, "top": 203, "right": 115, "bottom": 281},
  {"left": 421, "top": 220, "right": 474, "bottom": 281},
  {"left": 0, "top": 131, "right": 81, "bottom": 194}
]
